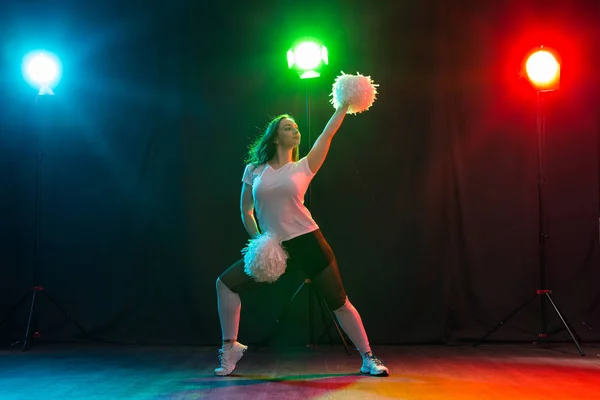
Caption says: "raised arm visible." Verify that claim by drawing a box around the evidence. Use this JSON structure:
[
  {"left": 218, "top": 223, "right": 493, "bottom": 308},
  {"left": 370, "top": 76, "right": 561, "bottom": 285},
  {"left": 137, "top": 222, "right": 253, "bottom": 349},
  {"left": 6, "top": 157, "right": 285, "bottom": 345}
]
[
  {"left": 240, "top": 182, "right": 260, "bottom": 238},
  {"left": 306, "top": 104, "right": 350, "bottom": 174}
]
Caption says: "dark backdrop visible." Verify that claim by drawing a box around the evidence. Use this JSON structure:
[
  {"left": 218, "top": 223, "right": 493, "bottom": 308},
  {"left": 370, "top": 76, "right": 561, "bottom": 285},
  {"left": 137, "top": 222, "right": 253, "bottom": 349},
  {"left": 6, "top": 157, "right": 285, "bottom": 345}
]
[{"left": 1, "top": 0, "right": 599, "bottom": 347}]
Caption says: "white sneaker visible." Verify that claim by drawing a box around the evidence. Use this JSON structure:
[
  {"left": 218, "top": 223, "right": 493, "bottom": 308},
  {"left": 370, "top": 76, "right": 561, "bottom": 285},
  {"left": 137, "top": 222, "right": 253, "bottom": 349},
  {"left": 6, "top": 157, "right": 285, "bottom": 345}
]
[
  {"left": 214, "top": 341, "right": 248, "bottom": 376},
  {"left": 360, "top": 352, "right": 389, "bottom": 376}
]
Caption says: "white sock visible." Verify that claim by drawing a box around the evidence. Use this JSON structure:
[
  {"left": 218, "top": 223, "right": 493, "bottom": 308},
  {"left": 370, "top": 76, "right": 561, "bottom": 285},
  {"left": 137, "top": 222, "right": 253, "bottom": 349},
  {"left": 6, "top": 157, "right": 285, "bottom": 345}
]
[
  {"left": 333, "top": 297, "right": 372, "bottom": 355},
  {"left": 216, "top": 278, "right": 241, "bottom": 343}
]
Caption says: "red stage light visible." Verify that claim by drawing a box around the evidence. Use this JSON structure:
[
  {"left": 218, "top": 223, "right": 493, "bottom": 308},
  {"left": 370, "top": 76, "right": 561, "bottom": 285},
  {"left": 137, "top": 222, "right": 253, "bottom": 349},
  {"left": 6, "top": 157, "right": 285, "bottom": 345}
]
[{"left": 525, "top": 49, "right": 560, "bottom": 91}]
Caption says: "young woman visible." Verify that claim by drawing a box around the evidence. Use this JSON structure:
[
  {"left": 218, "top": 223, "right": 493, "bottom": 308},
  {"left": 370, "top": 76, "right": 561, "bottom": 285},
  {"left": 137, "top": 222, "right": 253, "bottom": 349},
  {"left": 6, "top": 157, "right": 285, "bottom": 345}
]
[{"left": 215, "top": 104, "right": 389, "bottom": 377}]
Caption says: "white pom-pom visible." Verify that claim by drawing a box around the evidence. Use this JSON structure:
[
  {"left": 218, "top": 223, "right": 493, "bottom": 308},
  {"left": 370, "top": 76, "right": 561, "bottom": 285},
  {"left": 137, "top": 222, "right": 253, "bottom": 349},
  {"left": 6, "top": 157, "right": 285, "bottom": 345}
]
[
  {"left": 330, "top": 71, "right": 379, "bottom": 114},
  {"left": 241, "top": 232, "right": 288, "bottom": 283}
]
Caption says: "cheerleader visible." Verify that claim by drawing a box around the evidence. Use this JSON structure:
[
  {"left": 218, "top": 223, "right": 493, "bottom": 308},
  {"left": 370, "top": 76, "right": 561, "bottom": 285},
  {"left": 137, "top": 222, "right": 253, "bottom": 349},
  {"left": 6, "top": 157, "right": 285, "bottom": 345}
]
[{"left": 215, "top": 74, "right": 388, "bottom": 377}]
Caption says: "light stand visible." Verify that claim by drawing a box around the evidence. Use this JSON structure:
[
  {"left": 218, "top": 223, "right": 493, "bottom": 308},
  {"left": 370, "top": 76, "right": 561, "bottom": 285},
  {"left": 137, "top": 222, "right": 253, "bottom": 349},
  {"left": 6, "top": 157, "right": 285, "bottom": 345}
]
[
  {"left": 474, "top": 88, "right": 584, "bottom": 356},
  {"left": 0, "top": 93, "right": 89, "bottom": 351},
  {"left": 256, "top": 43, "right": 351, "bottom": 353},
  {"left": 305, "top": 80, "right": 312, "bottom": 208}
]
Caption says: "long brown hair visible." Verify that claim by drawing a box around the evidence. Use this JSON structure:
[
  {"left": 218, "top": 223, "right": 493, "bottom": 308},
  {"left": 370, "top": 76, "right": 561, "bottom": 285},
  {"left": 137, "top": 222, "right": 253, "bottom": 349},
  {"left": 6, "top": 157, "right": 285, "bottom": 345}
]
[{"left": 245, "top": 114, "right": 299, "bottom": 166}]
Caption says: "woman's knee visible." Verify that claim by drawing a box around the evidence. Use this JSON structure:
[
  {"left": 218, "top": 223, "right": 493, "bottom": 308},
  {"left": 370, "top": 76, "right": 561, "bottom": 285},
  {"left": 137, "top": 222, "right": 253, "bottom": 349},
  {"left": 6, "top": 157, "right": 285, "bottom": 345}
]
[
  {"left": 218, "top": 258, "right": 255, "bottom": 294},
  {"left": 332, "top": 296, "right": 353, "bottom": 313},
  {"left": 326, "top": 293, "right": 348, "bottom": 311},
  {"left": 216, "top": 277, "right": 232, "bottom": 292}
]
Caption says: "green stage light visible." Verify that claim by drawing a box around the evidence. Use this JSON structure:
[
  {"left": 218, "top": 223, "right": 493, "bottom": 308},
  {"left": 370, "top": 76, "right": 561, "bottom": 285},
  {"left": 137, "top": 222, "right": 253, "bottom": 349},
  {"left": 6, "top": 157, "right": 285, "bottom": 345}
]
[{"left": 287, "top": 40, "right": 328, "bottom": 79}]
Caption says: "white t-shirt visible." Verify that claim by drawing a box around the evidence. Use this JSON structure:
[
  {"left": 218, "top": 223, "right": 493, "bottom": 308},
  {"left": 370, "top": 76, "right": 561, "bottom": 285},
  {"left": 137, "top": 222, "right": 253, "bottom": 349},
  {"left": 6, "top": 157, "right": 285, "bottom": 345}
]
[{"left": 242, "top": 157, "right": 319, "bottom": 241}]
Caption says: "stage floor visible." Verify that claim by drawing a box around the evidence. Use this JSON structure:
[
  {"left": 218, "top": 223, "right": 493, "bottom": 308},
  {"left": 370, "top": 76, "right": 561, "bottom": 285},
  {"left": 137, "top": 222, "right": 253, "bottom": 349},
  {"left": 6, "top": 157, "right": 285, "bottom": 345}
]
[{"left": 1, "top": 343, "right": 599, "bottom": 399}]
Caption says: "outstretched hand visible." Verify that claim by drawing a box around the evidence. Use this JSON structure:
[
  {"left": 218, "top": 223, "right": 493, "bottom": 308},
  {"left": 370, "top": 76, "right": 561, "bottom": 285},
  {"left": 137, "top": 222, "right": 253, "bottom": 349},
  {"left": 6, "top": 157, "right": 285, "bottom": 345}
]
[
  {"left": 330, "top": 72, "right": 378, "bottom": 114},
  {"left": 336, "top": 103, "right": 350, "bottom": 114}
]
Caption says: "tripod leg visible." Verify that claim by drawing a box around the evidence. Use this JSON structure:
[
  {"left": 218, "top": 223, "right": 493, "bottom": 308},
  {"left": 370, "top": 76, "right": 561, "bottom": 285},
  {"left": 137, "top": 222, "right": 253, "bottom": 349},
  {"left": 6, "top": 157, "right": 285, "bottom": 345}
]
[
  {"left": 0, "top": 291, "right": 32, "bottom": 332},
  {"left": 313, "top": 297, "right": 352, "bottom": 355},
  {"left": 40, "top": 291, "right": 90, "bottom": 339},
  {"left": 323, "top": 303, "right": 352, "bottom": 355},
  {"left": 474, "top": 293, "right": 538, "bottom": 347},
  {"left": 255, "top": 280, "right": 307, "bottom": 351},
  {"left": 22, "top": 289, "right": 40, "bottom": 352},
  {"left": 316, "top": 295, "right": 335, "bottom": 345},
  {"left": 308, "top": 282, "right": 315, "bottom": 346},
  {"left": 312, "top": 297, "right": 352, "bottom": 355},
  {"left": 545, "top": 293, "right": 585, "bottom": 356}
]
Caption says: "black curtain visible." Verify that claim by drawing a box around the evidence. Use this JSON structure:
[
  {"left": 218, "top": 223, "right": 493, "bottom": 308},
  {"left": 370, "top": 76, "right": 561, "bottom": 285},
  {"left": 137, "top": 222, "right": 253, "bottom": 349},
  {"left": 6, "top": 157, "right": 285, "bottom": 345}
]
[{"left": 1, "top": 0, "right": 598, "bottom": 347}]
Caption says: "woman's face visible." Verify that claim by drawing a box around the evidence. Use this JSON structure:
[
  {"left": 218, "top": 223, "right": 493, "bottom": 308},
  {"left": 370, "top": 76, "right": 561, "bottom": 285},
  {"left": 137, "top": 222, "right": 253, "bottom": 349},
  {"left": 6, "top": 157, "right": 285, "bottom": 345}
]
[{"left": 275, "top": 118, "right": 301, "bottom": 148}]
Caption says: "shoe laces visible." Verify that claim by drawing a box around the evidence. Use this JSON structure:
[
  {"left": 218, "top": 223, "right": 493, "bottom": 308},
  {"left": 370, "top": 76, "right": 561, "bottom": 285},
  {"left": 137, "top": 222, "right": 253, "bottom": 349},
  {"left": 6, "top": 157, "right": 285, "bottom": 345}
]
[
  {"left": 217, "top": 344, "right": 235, "bottom": 363},
  {"left": 217, "top": 348, "right": 226, "bottom": 365},
  {"left": 365, "top": 353, "right": 385, "bottom": 366}
]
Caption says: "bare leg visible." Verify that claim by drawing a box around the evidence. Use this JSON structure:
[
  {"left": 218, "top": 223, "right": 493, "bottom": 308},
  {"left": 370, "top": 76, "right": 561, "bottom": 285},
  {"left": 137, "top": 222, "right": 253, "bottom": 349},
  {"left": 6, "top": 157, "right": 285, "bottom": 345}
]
[
  {"left": 214, "top": 259, "right": 256, "bottom": 376},
  {"left": 311, "top": 263, "right": 389, "bottom": 376},
  {"left": 216, "top": 278, "right": 241, "bottom": 342},
  {"left": 333, "top": 298, "right": 372, "bottom": 355},
  {"left": 216, "top": 258, "right": 258, "bottom": 344}
]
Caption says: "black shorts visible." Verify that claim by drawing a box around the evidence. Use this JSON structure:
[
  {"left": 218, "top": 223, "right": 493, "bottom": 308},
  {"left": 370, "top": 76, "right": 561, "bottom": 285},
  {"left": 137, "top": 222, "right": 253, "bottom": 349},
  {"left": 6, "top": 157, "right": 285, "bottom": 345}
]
[
  {"left": 219, "top": 229, "right": 347, "bottom": 309},
  {"left": 282, "top": 229, "right": 335, "bottom": 277}
]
